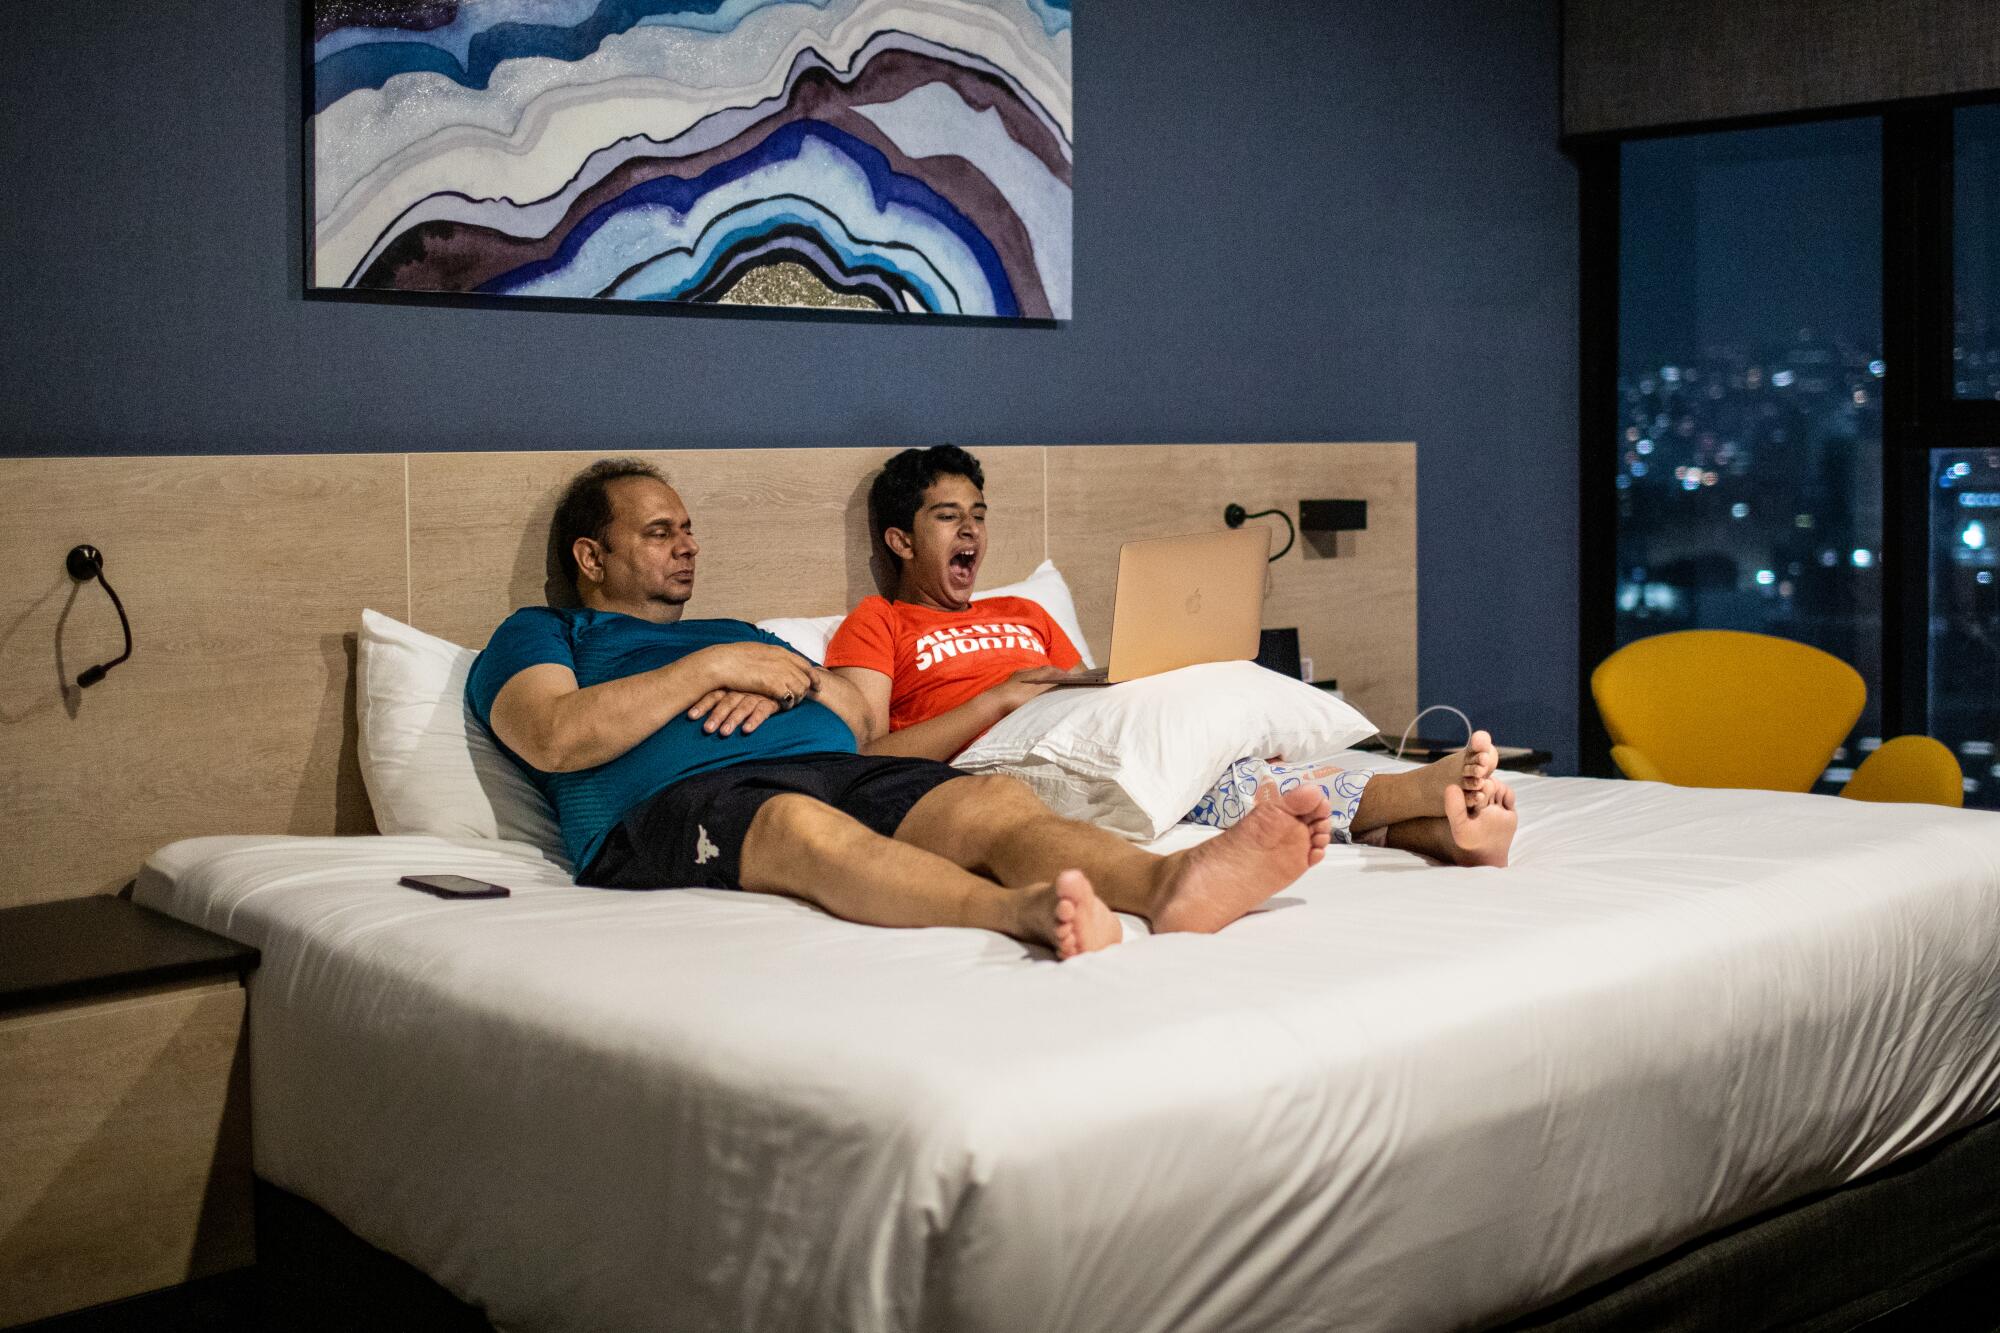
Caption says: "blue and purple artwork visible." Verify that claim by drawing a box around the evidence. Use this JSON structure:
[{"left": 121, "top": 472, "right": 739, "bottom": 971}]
[{"left": 309, "top": 1, "right": 1072, "bottom": 318}]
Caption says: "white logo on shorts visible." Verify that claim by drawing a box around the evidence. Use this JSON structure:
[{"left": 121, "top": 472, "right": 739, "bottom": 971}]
[{"left": 694, "top": 825, "right": 720, "bottom": 866}]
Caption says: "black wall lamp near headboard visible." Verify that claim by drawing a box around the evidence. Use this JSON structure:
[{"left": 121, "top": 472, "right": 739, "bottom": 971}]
[
  {"left": 1223, "top": 499, "right": 1369, "bottom": 560},
  {"left": 1298, "top": 499, "right": 1369, "bottom": 558},
  {"left": 65, "top": 544, "right": 133, "bottom": 688}
]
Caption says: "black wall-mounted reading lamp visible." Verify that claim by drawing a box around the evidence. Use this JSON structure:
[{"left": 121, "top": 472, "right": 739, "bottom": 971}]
[
  {"left": 1299, "top": 499, "right": 1369, "bottom": 557},
  {"left": 65, "top": 544, "right": 133, "bottom": 688},
  {"left": 1223, "top": 499, "right": 1369, "bottom": 560},
  {"left": 1222, "top": 504, "right": 1295, "bottom": 561}
]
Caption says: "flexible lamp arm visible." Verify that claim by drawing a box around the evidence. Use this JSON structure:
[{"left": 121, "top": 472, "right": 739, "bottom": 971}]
[
  {"left": 1222, "top": 503, "right": 1296, "bottom": 562},
  {"left": 66, "top": 544, "right": 133, "bottom": 688}
]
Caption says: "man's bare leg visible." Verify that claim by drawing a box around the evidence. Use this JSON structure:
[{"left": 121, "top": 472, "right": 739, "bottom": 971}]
[
  {"left": 893, "top": 775, "right": 1334, "bottom": 934},
  {"left": 737, "top": 793, "right": 1119, "bottom": 958},
  {"left": 1380, "top": 780, "right": 1517, "bottom": 867},
  {"left": 1350, "top": 730, "right": 1501, "bottom": 834}
]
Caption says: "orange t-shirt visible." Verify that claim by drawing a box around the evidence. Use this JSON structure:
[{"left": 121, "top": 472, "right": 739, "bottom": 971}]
[{"left": 825, "top": 595, "right": 1083, "bottom": 735}]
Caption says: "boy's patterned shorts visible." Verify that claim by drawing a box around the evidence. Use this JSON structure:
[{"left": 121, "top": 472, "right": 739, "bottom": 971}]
[{"left": 1185, "top": 757, "right": 1375, "bottom": 841}]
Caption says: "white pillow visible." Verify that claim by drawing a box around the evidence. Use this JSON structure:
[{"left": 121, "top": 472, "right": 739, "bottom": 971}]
[
  {"left": 974, "top": 559, "right": 1096, "bottom": 669},
  {"left": 953, "top": 661, "right": 1377, "bottom": 839},
  {"left": 356, "top": 609, "right": 568, "bottom": 865},
  {"left": 755, "top": 560, "right": 1096, "bottom": 669},
  {"left": 754, "top": 614, "right": 846, "bottom": 663}
]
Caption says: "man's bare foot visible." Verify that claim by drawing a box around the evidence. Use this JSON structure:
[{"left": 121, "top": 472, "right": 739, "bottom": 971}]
[
  {"left": 1442, "top": 779, "right": 1516, "bottom": 867},
  {"left": 1150, "top": 784, "right": 1326, "bottom": 933},
  {"left": 1021, "top": 870, "right": 1120, "bottom": 959}
]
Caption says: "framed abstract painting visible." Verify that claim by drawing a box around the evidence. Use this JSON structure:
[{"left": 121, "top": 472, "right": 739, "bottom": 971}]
[{"left": 307, "top": 1, "right": 1073, "bottom": 319}]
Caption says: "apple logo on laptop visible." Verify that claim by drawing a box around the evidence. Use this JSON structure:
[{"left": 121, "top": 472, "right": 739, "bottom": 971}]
[{"left": 1185, "top": 588, "right": 1202, "bottom": 616}]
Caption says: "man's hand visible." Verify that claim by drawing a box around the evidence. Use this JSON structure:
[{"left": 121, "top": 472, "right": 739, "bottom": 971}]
[
  {"left": 687, "top": 689, "right": 782, "bottom": 736},
  {"left": 692, "top": 641, "right": 818, "bottom": 706},
  {"left": 685, "top": 649, "right": 852, "bottom": 737}
]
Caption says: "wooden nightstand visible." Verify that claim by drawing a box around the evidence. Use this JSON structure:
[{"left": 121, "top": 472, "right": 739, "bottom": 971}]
[{"left": 0, "top": 896, "right": 259, "bottom": 1328}]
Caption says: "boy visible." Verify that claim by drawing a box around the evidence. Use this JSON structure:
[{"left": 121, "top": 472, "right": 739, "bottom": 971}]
[{"left": 826, "top": 447, "right": 1517, "bottom": 866}]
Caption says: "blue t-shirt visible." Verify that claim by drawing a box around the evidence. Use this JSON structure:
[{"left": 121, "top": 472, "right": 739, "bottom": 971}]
[{"left": 466, "top": 607, "right": 855, "bottom": 871}]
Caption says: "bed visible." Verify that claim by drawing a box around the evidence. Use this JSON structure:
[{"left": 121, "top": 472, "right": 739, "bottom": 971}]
[
  {"left": 132, "top": 753, "right": 2000, "bottom": 1333},
  {"left": 12, "top": 444, "right": 1995, "bottom": 1326}
]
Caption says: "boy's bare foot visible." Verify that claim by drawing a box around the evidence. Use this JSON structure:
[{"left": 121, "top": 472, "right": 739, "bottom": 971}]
[
  {"left": 1356, "top": 731, "right": 1504, "bottom": 832},
  {"left": 1419, "top": 729, "right": 1499, "bottom": 812},
  {"left": 1150, "top": 783, "right": 1326, "bottom": 933},
  {"left": 1441, "top": 779, "right": 1516, "bottom": 867},
  {"left": 1023, "top": 870, "right": 1120, "bottom": 959}
]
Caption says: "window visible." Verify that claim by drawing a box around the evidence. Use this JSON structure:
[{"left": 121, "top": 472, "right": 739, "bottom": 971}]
[
  {"left": 1932, "top": 449, "right": 2000, "bottom": 803},
  {"left": 1615, "top": 121, "right": 1883, "bottom": 790},
  {"left": 1955, "top": 105, "right": 2000, "bottom": 399},
  {"left": 1928, "top": 104, "right": 2000, "bottom": 804},
  {"left": 1585, "top": 101, "right": 2000, "bottom": 803}
]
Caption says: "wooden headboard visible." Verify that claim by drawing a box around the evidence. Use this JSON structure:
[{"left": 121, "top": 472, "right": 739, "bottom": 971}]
[{"left": 0, "top": 444, "right": 1415, "bottom": 907}]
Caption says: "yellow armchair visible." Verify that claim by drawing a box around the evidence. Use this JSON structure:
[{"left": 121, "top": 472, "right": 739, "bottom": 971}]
[
  {"left": 1590, "top": 630, "right": 1963, "bottom": 806},
  {"left": 1841, "top": 735, "right": 1965, "bottom": 808}
]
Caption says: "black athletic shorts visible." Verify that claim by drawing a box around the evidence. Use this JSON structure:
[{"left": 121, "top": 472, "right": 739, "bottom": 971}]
[{"left": 580, "top": 752, "right": 963, "bottom": 891}]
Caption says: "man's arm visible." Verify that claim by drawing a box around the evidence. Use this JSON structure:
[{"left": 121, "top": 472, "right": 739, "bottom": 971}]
[
  {"left": 489, "top": 642, "right": 816, "bottom": 773},
  {"left": 833, "top": 665, "right": 1067, "bottom": 762},
  {"left": 682, "top": 662, "right": 872, "bottom": 744},
  {"left": 803, "top": 664, "right": 874, "bottom": 745}
]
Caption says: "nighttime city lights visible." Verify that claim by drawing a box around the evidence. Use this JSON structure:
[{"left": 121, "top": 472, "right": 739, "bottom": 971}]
[{"left": 1617, "top": 112, "right": 2000, "bottom": 806}]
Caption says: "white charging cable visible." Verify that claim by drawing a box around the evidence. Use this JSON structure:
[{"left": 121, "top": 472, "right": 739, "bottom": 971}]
[{"left": 1396, "top": 704, "right": 1473, "bottom": 760}]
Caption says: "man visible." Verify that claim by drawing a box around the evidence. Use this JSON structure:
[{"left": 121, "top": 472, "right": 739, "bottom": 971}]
[
  {"left": 468, "top": 458, "right": 1338, "bottom": 961},
  {"left": 826, "top": 446, "right": 1518, "bottom": 866}
]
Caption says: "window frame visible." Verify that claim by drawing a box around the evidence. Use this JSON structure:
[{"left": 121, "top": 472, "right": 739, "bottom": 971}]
[{"left": 1574, "top": 94, "right": 2000, "bottom": 780}]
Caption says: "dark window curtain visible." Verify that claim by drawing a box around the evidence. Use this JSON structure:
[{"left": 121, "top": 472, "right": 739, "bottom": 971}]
[{"left": 1564, "top": 0, "right": 2000, "bottom": 139}]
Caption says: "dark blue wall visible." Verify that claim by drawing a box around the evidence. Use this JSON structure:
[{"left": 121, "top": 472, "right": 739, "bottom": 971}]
[{"left": 0, "top": 2, "right": 1580, "bottom": 768}]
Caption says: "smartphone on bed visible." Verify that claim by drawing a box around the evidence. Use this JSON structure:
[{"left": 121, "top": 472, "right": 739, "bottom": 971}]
[{"left": 399, "top": 874, "right": 511, "bottom": 900}]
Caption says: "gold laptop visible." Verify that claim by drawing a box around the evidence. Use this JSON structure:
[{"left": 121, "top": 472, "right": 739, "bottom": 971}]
[{"left": 1057, "top": 526, "right": 1271, "bottom": 685}]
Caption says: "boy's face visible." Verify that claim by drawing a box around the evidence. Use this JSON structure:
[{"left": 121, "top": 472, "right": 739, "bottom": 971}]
[{"left": 891, "top": 473, "right": 986, "bottom": 610}]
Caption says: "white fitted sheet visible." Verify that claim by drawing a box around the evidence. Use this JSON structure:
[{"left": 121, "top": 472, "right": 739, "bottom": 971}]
[{"left": 135, "top": 761, "right": 2000, "bottom": 1333}]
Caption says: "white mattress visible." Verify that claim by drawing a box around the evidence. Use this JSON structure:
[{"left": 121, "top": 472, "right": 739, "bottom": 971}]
[{"left": 135, "top": 760, "right": 2000, "bottom": 1333}]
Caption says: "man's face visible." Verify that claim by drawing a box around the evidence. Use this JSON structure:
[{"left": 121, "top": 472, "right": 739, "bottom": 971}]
[
  {"left": 891, "top": 473, "right": 986, "bottom": 610},
  {"left": 576, "top": 476, "right": 699, "bottom": 617}
]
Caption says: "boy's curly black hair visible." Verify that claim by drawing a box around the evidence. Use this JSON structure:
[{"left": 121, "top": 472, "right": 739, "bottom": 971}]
[{"left": 868, "top": 446, "right": 986, "bottom": 558}]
